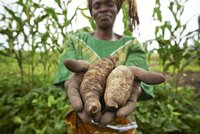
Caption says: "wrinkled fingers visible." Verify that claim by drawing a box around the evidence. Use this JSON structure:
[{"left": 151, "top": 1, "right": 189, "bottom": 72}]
[
  {"left": 129, "top": 66, "right": 165, "bottom": 84},
  {"left": 68, "top": 73, "right": 84, "bottom": 112},
  {"left": 64, "top": 59, "right": 90, "bottom": 73},
  {"left": 116, "top": 86, "right": 140, "bottom": 117}
]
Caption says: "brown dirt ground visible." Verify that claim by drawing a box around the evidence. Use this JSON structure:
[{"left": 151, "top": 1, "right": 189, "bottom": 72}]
[
  {"left": 178, "top": 71, "right": 200, "bottom": 92},
  {"left": 162, "top": 71, "right": 200, "bottom": 99},
  {"left": 156, "top": 70, "right": 200, "bottom": 93}
]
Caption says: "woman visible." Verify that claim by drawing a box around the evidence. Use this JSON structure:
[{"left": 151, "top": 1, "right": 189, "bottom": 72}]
[{"left": 54, "top": 0, "right": 161, "bottom": 133}]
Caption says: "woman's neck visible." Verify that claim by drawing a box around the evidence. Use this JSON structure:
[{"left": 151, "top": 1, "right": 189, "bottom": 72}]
[{"left": 92, "top": 29, "right": 119, "bottom": 41}]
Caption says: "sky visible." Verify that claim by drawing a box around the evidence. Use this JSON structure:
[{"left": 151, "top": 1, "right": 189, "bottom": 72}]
[{"left": 1, "top": 0, "right": 200, "bottom": 44}]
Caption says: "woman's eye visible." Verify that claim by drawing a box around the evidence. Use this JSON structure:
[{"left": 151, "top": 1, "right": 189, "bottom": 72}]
[
  {"left": 107, "top": 2, "right": 114, "bottom": 7},
  {"left": 93, "top": 4, "right": 100, "bottom": 9}
]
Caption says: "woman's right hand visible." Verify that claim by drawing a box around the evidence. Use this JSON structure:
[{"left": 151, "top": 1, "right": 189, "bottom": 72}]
[{"left": 64, "top": 60, "right": 92, "bottom": 123}]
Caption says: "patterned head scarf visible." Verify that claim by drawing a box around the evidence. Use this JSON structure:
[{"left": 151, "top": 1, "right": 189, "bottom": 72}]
[{"left": 87, "top": 0, "right": 139, "bottom": 30}]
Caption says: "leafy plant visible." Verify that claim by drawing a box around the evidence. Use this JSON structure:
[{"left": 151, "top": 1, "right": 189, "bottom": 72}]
[
  {"left": 0, "top": 73, "right": 70, "bottom": 134},
  {"left": 134, "top": 84, "right": 200, "bottom": 134},
  {"left": 121, "top": 0, "right": 132, "bottom": 35},
  {"left": 0, "top": 0, "right": 78, "bottom": 89},
  {"left": 150, "top": 0, "right": 199, "bottom": 88}
]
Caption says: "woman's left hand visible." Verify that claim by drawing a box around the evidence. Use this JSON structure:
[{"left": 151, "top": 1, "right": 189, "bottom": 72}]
[
  {"left": 116, "top": 82, "right": 141, "bottom": 117},
  {"left": 100, "top": 82, "right": 141, "bottom": 125}
]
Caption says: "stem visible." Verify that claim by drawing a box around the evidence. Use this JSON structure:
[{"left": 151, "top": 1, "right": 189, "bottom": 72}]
[{"left": 13, "top": 49, "right": 24, "bottom": 89}]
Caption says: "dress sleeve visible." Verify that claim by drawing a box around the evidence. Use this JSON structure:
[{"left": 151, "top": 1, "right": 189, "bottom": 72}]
[
  {"left": 53, "top": 34, "right": 99, "bottom": 86},
  {"left": 125, "top": 39, "right": 154, "bottom": 100},
  {"left": 53, "top": 36, "right": 78, "bottom": 86}
]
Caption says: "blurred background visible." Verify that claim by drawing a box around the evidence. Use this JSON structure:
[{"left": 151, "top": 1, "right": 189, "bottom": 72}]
[{"left": 0, "top": 0, "right": 200, "bottom": 133}]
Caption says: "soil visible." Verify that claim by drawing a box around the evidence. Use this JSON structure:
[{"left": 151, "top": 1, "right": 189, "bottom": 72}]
[
  {"left": 163, "top": 71, "right": 200, "bottom": 94},
  {"left": 178, "top": 71, "right": 200, "bottom": 92}
]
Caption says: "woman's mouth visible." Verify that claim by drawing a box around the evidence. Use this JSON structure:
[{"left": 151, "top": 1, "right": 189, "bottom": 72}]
[{"left": 99, "top": 15, "right": 112, "bottom": 20}]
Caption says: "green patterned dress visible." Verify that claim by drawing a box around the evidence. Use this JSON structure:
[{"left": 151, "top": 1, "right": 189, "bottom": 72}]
[{"left": 54, "top": 32, "right": 153, "bottom": 100}]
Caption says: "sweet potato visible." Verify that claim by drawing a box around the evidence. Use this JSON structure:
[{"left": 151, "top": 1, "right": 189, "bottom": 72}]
[
  {"left": 100, "top": 86, "right": 140, "bottom": 125},
  {"left": 101, "top": 65, "right": 165, "bottom": 125},
  {"left": 103, "top": 65, "right": 165, "bottom": 111},
  {"left": 104, "top": 65, "right": 134, "bottom": 111},
  {"left": 80, "top": 55, "right": 118, "bottom": 116}
]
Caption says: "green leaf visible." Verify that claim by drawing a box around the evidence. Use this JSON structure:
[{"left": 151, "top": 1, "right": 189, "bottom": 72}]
[
  {"left": 163, "top": 121, "right": 179, "bottom": 132},
  {"left": 169, "top": 2, "right": 174, "bottom": 11},
  {"left": 41, "top": 32, "right": 50, "bottom": 43},
  {"left": 0, "top": 28, "right": 13, "bottom": 38},
  {"left": 32, "top": 99, "right": 38, "bottom": 104},
  {"left": 34, "top": 14, "right": 48, "bottom": 24},
  {"left": 80, "top": 9, "right": 96, "bottom": 30},
  {"left": 152, "top": 117, "right": 166, "bottom": 127},
  {"left": 13, "top": 116, "right": 24, "bottom": 124},
  {"left": 155, "top": 26, "right": 159, "bottom": 37},
  {"left": 48, "top": 95, "right": 55, "bottom": 107},
  {"left": 156, "top": 0, "right": 160, "bottom": 5},
  {"left": 153, "top": 7, "right": 162, "bottom": 21},
  {"left": 3, "top": 6, "right": 23, "bottom": 26},
  {"left": 55, "top": 0, "right": 61, "bottom": 8},
  {"left": 33, "top": 3, "right": 40, "bottom": 9},
  {"left": 45, "top": 7, "right": 58, "bottom": 22}
]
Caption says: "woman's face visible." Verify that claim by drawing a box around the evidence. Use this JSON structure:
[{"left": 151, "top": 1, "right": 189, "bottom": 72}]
[{"left": 91, "top": 0, "right": 118, "bottom": 29}]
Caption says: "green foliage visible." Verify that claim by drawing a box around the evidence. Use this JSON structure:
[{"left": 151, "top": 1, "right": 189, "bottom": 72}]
[
  {"left": 135, "top": 84, "right": 200, "bottom": 134},
  {"left": 0, "top": 0, "right": 78, "bottom": 89},
  {"left": 122, "top": 0, "right": 132, "bottom": 35},
  {"left": 149, "top": 0, "right": 200, "bottom": 88},
  {"left": 151, "top": 0, "right": 199, "bottom": 74},
  {"left": 79, "top": 7, "right": 96, "bottom": 31},
  {"left": 0, "top": 73, "right": 70, "bottom": 133}
]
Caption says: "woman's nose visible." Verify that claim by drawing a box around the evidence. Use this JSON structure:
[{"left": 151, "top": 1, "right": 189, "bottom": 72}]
[{"left": 99, "top": 5, "right": 108, "bottom": 12}]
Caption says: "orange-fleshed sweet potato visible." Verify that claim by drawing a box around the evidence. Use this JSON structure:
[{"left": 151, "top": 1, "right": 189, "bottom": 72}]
[
  {"left": 104, "top": 65, "right": 134, "bottom": 111},
  {"left": 80, "top": 55, "right": 118, "bottom": 116}
]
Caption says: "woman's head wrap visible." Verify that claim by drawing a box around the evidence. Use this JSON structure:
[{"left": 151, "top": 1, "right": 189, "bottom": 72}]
[{"left": 87, "top": 0, "right": 139, "bottom": 30}]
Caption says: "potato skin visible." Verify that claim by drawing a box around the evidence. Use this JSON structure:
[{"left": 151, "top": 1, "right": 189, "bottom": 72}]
[
  {"left": 80, "top": 55, "right": 118, "bottom": 115},
  {"left": 104, "top": 65, "right": 134, "bottom": 111}
]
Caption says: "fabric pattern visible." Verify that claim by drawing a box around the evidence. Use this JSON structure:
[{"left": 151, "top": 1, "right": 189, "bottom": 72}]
[{"left": 65, "top": 111, "right": 136, "bottom": 134}]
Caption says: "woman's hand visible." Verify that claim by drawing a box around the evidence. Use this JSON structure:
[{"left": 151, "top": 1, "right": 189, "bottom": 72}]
[
  {"left": 100, "top": 82, "right": 141, "bottom": 125},
  {"left": 116, "top": 82, "right": 141, "bottom": 117},
  {"left": 100, "top": 66, "right": 165, "bottom": 125},
  {"left": 64, "top": 59, "right": 165, "bottom": 124},
  {"left": 64, "top": 60, "right": 93, "bottom": 123},
  {"left": 64, "top": 73, "right": 84, "bottom": 113}
]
